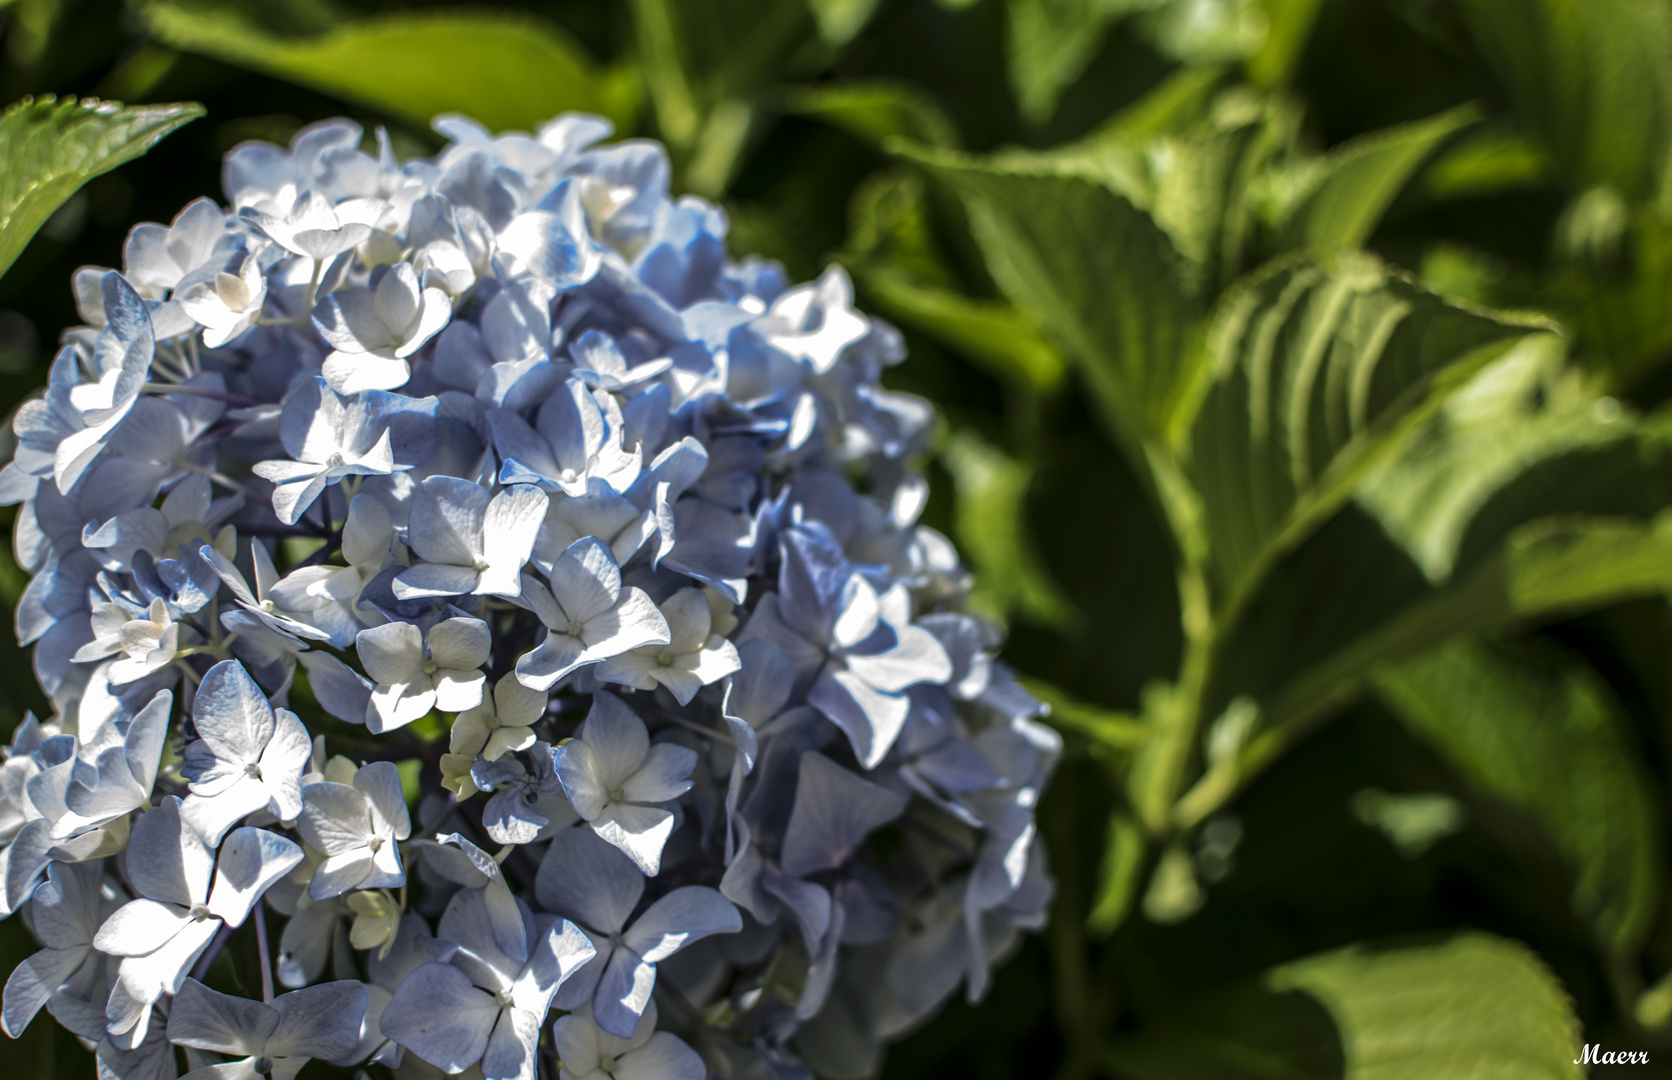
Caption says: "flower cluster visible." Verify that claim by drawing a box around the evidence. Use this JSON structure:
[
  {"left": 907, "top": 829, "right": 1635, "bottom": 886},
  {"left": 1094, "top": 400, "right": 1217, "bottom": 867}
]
[{"left": 0, "top": 112, "right": 1057, "bottom": 1079}]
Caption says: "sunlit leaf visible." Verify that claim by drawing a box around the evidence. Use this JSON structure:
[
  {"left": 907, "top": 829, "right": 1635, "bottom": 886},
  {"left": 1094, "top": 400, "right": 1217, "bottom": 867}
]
[
  {"left": 1415, "top": 122, "right": 1553, "bottom": 202},
  {"left": 1110, "top": 933, "right": 1580, "bottom": 1080},
  {"left": 1040, "top": 79, "right": 1290, "bottom": 294},
  {"left": 135, "top": 1, "right": 638, "bottom": 134},
  {"left": 1273, "top": 104, "right": 1481, "bottom": 254},
  {"left": 1356, "top": 334, "right": 1631, "bottom": 582},
  {"left": 1188, "top": 251, "right": 1542, "bottom": 613},
  {"left": 1268, "top": 933, "right": 1582, "bottom": 1080},
  {"left": 901, "top": 143, "right": 1205, "bottom": 448},
  {"left": 1377, "top": 640, "right": 1660, "bottom": 958},
  {"left": 1178, "top": 339, "right": 1672, "bottom": 827},
  {"left": 0, "top": 94, "right": 202, "bottom": 282}
]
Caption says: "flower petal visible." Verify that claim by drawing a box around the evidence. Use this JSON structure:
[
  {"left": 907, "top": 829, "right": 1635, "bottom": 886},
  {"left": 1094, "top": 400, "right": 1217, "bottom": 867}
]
[
  {"left": 355, "top": 623, "right": 425, "bottom": 685},
  {"left": 619, "top": 743, "right": 696, "bottom": 806},
  {"left": 553, "top": 740, "right": 610, "bottom": 821},
  {"left": 378, "top": 962, "right": 499, "bottom": 1073},
  {"left": 578, "top": 692, "right": 649, "bottom": 780},
  {"left": 548, "top": 537, "right": 621, "bottom": 625},
  {"left": 616, "top": 1032, "right": 708, "bottom": 1080},
  {"left": 622, "top": 886, "right": 741, "bottom": 963},
  {"left": 533, "top": 826, "right": 642, "bottom": 935},
  {"left": 266, "top": 980, "right": 369, "bottom": 1063},
  {"left": 428, "top": 616, "right": 491, "bottom": 671},
  {"left": 591, "top": 803, "right": 675, "bottom": 877},
  {"left": 166, "top": 977, "right": 277, "bottom": 1056},
  {"left": 207, "top": 826, "right": 304, "bottom": 926},
  {"left": 591, "top": 945, "right": 656, "bottom": 1039},
  {"left": 779, "top": 752, "right": 908, "bottom": 879}
]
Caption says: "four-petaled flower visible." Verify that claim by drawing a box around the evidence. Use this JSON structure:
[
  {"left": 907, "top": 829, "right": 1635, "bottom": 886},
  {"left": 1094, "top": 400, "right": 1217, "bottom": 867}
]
[
  {"left": 74, "top": 597, "right": 183, "bottom": 685},
  {"left": 314, "top": 261, "right": 452, "bottom": 393},
  {"left": 296, "top": 760, "right": 412, "bottom": 900},
  {"left": 378, "top": 887, "right": 595, "bottom": 1080},
  {"left": 241, "top": 190, "right": 389, "bottom": 261},
  {"left": 252, "top": 377, "right": 438, "bottom": 526},
  {"left": 393, "top": 477, "right": 547, "bottom": 600},
  {"left": 538, "top": 826, "right": 739, "bottom": 1036},
  {"left": 180, "top": 660, "right": 313, "bottom": 844},
  {"left": 357, "top": 617, "right": 490, "bottom": 733},
  {"left": 268, "top": 493, "right": 399, "bottom": 646},
  {"left": 176, "top": 244, "right": 267, "bottom": 348},
  {"left": 553, "top": 693, "right": 696, "bottom": 875},
  {"left": 1, "top": 860, "right": 117, "bottom": 1037},
  {"left": 552, "top": 1001, "right": 706, "bottom": 1080},
  {"left": 166, "top": 976, "right": 368, "bottom": 1080},
  {"left": 515, "top": 539, "right": 669, "bottom": 692},
  {"left": 452, "top": 673, "right": 544, "bottom": 762},
  {"left": 93, "top": 798, "right": 300, "bottom": 1046},
  {"left": 596, "top": 587, "right": 741, "bottom": 704}
]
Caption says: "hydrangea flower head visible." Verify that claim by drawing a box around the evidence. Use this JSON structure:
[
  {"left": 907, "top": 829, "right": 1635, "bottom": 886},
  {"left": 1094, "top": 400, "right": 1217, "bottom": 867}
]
[{"left": 0, "top": 109, "right": 1055, "bottom": 1080}]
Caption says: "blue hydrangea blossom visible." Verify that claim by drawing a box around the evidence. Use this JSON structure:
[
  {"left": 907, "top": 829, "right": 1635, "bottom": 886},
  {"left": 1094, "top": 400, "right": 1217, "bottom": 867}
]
[{"left": 0, "top": 111, "right": 1056, "bottom": 1079}]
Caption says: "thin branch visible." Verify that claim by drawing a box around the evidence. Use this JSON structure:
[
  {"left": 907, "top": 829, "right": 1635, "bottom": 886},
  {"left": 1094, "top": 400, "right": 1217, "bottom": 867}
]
[
  {"left": 253, "top": 903, "right": 275, "bottom": 1003},
  {"left": 190, "top": 922, "right": 235, "bottom": 982},
  {"left": 141, "top": 382, "right": 262, "bottom": 408}
]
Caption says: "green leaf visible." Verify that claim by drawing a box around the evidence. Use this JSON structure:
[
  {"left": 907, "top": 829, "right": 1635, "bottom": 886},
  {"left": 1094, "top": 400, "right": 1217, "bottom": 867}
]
[
  {"left": 0, "top": 95, "right": 202, "bottom": 282},
  {"left": 1089, "top": 63, "right": 1232, "bottom": 142},
  {"left": 939, "top": 431, "right": 1074, "bottom": 628},
  {"left": 1267, "top": 933, "right": 1582, "bottom": 1080},
  {"left": 1187, "top": 252, "right": 1542, "bottom": 616},
  {"left": 856, "top": 267, "right": 1067, "bottom": 392},
  {"left": 1415, "top": 123, "right": 1553, "bottom": 202},
  {"left": 900, "top": 143, "right": 1205, "bottom": 448},
  {"left": 1458, "top": 0, "right": 1672, "bottom": 200},
  {"left": 1376, "top": 640, "right": 1660, "bottom": 958},
  {"left": 1045, "top": 82, "right": 1292, "bottom": 295},
  {"left": 1005, "top": 0, "right": 1138, "bottom": 124},
  {"left": 806, "top": 0, "right": 882, "bottom": 47},
  {"left": 1246, "top": 0, "right": 1328, "bottom": 88},
  {"left": 785, "top": 80, "right": 960, "bottom": 149},
  {"left": 134, "top": 2, "right": 637, "bottom": 135},
  {"left": 1273, "top": 104, "right": 1482, "bottom": 254},
  {"left": 1355, "top": 334, "right": 1632, "bottom": 582},
  {"left": 1109, "top": 933, "right": 1581, "bottom": 1080},
  {"left": 1107, "top": 979, "right": 1344, "bottom": 1080},
  {"left": 1174, "top": 336, "right": 1672, "bottom": 828},
  {"left": 629, "top": 0, "right": 811, "bottom": 150},
  {"left": 1181, "top": 510, "right": 1672, "bottom": 829},
  {"left": 840, "top": 168, "right": 1064, "bottom": 392}
]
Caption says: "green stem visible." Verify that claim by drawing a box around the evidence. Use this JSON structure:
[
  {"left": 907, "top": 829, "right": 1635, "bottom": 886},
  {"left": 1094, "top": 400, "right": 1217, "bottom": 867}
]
[
  {"left": 1131, "top": 580, "right": 1216, "bottom": 834},
  {"left": 302, "top": 257, "right": 323, "bottom": 313}
]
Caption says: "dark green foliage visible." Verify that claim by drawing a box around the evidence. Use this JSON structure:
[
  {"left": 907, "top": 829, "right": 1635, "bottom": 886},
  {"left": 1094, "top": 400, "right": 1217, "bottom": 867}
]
[{"left": 3, "top": 0, "right": 1672, "bottom": 1075}]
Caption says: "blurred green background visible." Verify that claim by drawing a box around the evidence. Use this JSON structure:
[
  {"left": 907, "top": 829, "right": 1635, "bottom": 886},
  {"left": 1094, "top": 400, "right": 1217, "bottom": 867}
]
[{"left": 8, "top": 0, "right": 1672, "bottom": 1076}]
